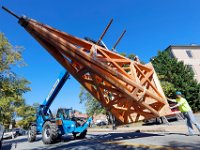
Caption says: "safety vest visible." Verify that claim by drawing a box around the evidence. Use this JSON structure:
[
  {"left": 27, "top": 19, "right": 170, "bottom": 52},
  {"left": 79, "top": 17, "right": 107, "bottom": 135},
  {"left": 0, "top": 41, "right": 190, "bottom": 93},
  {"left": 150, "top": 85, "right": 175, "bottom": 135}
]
[{"left": 176, "top": 97, "right": 192, "bottom": 112}]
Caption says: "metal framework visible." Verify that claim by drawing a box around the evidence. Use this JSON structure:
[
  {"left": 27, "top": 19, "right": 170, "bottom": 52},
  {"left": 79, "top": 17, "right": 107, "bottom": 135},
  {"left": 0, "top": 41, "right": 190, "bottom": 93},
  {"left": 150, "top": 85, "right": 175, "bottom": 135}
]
[{"left": 4, "top": 7, "right": 172, "bottom": 124}]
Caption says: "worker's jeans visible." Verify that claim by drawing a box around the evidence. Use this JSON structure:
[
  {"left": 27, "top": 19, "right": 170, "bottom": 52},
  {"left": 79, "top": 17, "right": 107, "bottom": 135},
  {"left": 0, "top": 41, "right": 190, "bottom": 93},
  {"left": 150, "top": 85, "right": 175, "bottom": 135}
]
[{"left": 182, "top": 111, "right": 200, "bottom": 135}]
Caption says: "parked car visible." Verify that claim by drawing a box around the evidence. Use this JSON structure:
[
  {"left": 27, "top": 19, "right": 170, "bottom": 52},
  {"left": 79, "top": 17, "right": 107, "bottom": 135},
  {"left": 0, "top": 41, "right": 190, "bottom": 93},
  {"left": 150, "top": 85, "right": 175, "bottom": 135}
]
[
  {"left": 0, "top": 125, "right": 4, "bottom": 150},
  {"left": 3, "top": 129, "right": 17, "bottom": 139},
  {"left": 96, "top": 121, "right": 107, "bottom": 126},
  {"left": 13, "top": 128, "right": 27, "bottom": 136}
]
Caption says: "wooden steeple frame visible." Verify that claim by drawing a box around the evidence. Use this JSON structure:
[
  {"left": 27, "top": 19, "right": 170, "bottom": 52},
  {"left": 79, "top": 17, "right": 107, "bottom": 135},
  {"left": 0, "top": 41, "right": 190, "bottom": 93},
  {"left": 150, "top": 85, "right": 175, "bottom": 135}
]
[{"left": 3, "top": 7, "right": 172, "bottom": 123}]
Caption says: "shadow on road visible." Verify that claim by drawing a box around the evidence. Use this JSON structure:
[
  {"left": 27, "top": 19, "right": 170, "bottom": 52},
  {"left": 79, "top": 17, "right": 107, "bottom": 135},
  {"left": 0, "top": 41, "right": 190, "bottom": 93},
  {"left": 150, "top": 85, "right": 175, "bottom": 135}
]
[
  {"left": 2, "top": 137, "right": 27, "bottom": 150},
  {"left": 2, "top": 136, "right": 41, "bottom": 150},
  {"left": 86, "top": 131, "right": 163, "bottom": 141},
  {"left": 165, "top": 132, "right": 186, "bottom": 136},
  {"left": 168, "top": 141, "right": 200, "bottom": 150},
  {"left": 29, "top": 132, "right": 164, "bottom": 150},
  {"left": 4, "top": 132, "right": 200, "bottom": 149}
]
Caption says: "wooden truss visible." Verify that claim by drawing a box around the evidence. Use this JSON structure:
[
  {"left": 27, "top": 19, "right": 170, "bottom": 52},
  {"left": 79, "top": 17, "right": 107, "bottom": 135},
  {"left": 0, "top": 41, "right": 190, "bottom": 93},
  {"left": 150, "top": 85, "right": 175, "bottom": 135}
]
[{"left": 15, "top": 15, "right": 172, "bottom": 124}]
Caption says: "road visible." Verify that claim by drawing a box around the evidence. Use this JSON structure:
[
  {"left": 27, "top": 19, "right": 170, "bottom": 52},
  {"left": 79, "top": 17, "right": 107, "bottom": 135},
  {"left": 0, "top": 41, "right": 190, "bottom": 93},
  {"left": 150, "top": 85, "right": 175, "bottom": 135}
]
[
  {"left": 2, "top": 131, "right": 200, "bottom": 150},
  {"left": 2, "top": 114, "right": 200, "bottom": 150}
]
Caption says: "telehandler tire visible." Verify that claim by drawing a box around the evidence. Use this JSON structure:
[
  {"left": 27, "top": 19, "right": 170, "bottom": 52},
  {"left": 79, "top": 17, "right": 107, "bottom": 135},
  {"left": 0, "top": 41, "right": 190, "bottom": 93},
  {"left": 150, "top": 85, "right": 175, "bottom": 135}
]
[
  {"left": 42, "top": 121, "right": 59, "bottom": 144},
  {"left": 27, "top": 125, "right": 36, "bottom": 142},
  {"left": 74, "top": 129, "right": 87, "bottom": 139}
]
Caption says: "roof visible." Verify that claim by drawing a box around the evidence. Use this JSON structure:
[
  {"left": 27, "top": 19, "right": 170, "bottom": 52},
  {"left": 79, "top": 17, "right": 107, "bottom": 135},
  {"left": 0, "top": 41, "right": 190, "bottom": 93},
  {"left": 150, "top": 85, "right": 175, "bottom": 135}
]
[{"left": 165, "top": 45, "right": 200, "bottom": 51}]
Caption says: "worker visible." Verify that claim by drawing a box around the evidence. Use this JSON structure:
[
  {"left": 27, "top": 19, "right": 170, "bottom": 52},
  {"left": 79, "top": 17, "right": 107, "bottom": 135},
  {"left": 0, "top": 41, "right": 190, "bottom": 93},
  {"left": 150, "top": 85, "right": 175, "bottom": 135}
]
[
  {"left": 134, "top": 55, "right": 140, "bottom": 63},
  {"left": 167, "top": 91, "right": 200, "bottom": 136}
]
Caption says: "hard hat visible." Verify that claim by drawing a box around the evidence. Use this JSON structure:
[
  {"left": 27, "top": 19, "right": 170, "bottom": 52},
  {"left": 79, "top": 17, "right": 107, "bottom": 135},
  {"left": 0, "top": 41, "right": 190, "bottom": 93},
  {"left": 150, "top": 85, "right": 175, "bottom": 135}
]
[{"left": 175, "top": 91, "right": 182, "bottom": 95}]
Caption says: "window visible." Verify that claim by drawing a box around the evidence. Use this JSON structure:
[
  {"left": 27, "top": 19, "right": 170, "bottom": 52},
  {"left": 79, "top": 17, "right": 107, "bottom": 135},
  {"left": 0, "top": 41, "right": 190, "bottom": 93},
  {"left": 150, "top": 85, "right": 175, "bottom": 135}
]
[{"left": 186, "top": 50, "right": 193, "bottom": 58}]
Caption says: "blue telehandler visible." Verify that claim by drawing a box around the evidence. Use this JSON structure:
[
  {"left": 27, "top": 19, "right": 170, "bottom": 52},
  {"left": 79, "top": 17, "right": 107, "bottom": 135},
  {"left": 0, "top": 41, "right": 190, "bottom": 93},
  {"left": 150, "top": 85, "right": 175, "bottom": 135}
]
[{"left": 27, "top": 71, "right": 92, "bottom": 144}]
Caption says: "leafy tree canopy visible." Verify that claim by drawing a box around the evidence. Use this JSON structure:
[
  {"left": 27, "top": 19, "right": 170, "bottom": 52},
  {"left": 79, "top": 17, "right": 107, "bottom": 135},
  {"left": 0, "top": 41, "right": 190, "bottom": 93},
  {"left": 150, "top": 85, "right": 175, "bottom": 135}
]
[
  {"left": 0, "top": 33, "right": 32, "bottom": 128},
  {"left": 79, "top": 86, "right": 106, "bottom": 116},
  {"left": 152, "top": 50, "right": 200, "bottom": 112}
]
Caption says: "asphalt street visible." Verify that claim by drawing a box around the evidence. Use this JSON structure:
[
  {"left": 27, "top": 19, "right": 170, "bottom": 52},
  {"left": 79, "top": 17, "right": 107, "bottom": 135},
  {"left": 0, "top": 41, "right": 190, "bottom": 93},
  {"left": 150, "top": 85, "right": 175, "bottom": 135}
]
[
  {"left": 2, "top": 114, "right": 200, "bottom": 150},
  {"left": 2, "top": 130, "right": 200, "bottom": 150}
]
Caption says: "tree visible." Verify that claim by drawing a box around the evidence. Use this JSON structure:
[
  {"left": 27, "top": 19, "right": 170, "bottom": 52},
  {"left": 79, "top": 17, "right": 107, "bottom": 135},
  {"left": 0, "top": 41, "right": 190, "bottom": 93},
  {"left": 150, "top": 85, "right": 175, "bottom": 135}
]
[
  {"left": 120, "top": 53, "right": 145, "bottom": 64},
  {"left": 16, "top": 103, "right": 39, "bottom": 129},
  {"left": 151, "top": 50, "right": 200, "bottom": 112},
  {"left": 79, "top": 86, "right": 116, "bottom": 125},
  {"left": 79, "top": 86, "right": 106, "bottom": 116},
  {"left": 0, "top": 33, "right": 31, "bottom": 128}
]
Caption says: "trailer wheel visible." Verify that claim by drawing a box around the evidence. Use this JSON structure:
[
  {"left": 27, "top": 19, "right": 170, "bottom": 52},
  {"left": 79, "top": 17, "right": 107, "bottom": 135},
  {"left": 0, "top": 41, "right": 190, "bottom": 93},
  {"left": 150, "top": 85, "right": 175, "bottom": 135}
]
[
  {"left": 27, "top": 125, "right": 36, "bottom": 142},
  {"left": 42, "top": 121, "right": 59, "bottom": 144},
  {"left": 77, "top": 130, "right": 87, "bottom": 139}
]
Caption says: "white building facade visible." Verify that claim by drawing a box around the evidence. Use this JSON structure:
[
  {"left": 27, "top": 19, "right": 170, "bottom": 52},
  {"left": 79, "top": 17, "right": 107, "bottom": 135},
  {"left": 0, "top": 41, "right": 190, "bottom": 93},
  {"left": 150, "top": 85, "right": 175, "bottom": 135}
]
[{"left": 167, "top": 45, "right": 200, "bottom": 82}]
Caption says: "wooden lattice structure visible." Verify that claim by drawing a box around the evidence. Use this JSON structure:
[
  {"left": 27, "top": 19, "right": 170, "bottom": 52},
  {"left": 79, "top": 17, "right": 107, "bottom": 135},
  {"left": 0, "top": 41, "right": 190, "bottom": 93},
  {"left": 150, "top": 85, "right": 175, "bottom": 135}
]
[{"left": 5, "top": 8, "right": 172, "bottom": 124}]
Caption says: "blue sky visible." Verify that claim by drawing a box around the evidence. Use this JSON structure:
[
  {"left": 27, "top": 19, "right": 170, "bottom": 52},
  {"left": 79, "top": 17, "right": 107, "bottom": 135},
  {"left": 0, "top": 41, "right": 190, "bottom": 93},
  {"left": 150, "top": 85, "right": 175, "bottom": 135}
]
[{"left": 1, "top": 0, "right": 200, "bottom": 113}]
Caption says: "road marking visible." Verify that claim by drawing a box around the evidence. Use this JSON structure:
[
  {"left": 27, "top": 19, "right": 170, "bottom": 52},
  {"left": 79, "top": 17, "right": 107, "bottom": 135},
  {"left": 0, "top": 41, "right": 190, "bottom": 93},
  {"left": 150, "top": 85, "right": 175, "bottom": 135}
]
[{"left": 11, "top": 142, "right": 17, "bottom": 149}]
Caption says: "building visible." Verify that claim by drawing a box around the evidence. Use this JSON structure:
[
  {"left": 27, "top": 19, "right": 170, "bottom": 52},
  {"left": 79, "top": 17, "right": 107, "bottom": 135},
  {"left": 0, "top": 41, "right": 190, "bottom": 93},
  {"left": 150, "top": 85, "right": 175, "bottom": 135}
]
[
  {"left": 74, "top": 110, "right": 88, "bottom": 118},
  {"left": 166, "top": 45, "right": 200, "bottom": 82}
]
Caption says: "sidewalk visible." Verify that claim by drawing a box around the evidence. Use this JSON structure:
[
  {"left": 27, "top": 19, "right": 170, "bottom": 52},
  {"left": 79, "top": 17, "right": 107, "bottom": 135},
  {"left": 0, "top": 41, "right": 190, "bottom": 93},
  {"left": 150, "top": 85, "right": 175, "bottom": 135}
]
[
  {"left": 89, "top": 113, "right": 200, "bottom": 134},
  {"left": 88, "top": 120, "right": 199, "bottom": 134}
]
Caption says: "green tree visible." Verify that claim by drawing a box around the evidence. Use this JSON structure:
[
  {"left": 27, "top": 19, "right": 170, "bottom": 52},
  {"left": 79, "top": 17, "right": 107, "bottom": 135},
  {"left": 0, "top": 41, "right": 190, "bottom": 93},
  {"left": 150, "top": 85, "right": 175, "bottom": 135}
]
[
  {"left": 120, "top": 52, "right": 135, "bottom": 60},
  {"left": 79, "top": 87, "right": 116, "bottom": 125},
  {"left": 151, "top": 50, "right": 200, "bottom": 112},
  {"left": 120, "top": 53, "right": 145, "bottom": 64},
  {"left": 16, "top": 103, "right": 38, "bottom": 129},
  {"left": 79, "top": 86, "right": 106, "bottom": 116},
  {"left": 0, "top": 33, "right": 31, "bottom": 128}
]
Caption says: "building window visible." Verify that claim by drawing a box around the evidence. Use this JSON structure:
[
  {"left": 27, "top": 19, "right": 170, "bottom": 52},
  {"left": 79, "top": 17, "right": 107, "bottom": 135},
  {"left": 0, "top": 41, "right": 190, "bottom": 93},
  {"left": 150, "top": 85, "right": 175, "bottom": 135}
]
[{"left": 186, "top": 50, "right": 193, "bottom": 58}]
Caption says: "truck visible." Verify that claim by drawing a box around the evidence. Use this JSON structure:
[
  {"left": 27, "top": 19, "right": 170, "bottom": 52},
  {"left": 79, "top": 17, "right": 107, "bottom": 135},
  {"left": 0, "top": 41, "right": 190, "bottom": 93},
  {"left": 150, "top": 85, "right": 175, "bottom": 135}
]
[{"left": 27, "top": 71, "right": 92, "bottom": 144}]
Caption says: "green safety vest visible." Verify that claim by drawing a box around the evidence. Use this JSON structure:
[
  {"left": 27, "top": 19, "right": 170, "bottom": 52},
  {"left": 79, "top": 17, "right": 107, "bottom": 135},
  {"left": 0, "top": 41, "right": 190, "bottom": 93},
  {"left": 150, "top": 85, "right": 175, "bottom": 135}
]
[{"left": 176, "top": 97, "right": 192, "bottom": 112}]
